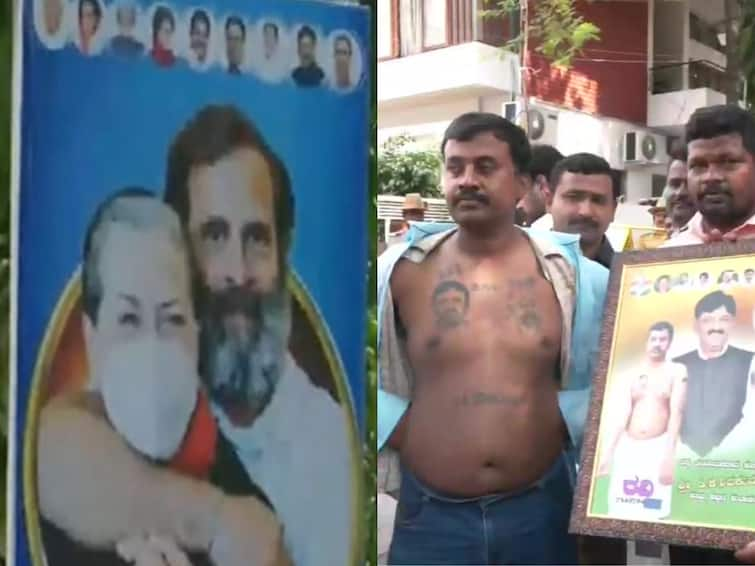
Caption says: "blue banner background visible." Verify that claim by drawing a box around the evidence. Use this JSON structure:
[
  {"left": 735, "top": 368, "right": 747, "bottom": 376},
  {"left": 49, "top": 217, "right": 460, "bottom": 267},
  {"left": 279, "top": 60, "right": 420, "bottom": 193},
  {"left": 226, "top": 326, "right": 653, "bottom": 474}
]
[{"left": 14, "top": 0, "right": 369, "bottom": 563}]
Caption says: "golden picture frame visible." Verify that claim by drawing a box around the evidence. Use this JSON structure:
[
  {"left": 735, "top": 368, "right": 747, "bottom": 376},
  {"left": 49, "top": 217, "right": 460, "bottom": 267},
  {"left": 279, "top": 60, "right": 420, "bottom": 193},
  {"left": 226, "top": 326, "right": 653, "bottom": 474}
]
[{"left": 571, "top": 240, "right": 755, "bottom": 550}]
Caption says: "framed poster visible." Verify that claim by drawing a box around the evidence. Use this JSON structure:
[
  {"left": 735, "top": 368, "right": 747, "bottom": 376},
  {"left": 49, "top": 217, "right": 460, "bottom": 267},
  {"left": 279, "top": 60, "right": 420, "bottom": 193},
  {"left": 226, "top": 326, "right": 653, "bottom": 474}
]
[
  {"left": 9, "top": 0, "right": 369, "bottom": 565},
  {"left": 571, "top": 241, "right": 755, "bottom": 550}
]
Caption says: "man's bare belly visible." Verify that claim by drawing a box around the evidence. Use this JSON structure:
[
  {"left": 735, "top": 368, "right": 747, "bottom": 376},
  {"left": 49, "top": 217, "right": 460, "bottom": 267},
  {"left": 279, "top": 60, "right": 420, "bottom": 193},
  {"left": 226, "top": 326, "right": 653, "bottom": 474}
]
[
  {"left": 627, "top": 397, "right": 670, "bottom": 440},
  {"left": 402, "top": 367, "right": 565, "bottom": 497}
]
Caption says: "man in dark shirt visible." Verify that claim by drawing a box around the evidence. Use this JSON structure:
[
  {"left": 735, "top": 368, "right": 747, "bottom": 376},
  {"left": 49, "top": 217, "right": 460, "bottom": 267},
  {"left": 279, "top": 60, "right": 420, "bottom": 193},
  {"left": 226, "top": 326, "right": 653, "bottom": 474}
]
[
  {"left": 292, "top": 25, "right": 324, "bottom": 87},
  {"left": 109, "top": 3, "right": 143, "bottom": 58},
  {"left": 674, "top": 290, "right": 752, "bottom": 457},
  {"left": 548, "top": 152, "right": 617, "bottom": 269}
]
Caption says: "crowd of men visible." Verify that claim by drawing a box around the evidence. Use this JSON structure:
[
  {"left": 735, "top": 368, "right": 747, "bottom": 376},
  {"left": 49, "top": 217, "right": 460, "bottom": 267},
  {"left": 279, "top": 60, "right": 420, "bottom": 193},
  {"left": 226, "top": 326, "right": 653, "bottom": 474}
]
[{"left": 377, "top": 103, "right": 755, "bottom": 565}]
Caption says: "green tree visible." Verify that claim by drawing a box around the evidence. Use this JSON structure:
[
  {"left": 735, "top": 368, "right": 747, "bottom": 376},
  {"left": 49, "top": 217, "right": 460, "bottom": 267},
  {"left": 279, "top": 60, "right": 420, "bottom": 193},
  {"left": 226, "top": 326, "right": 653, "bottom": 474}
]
[
  {"left": 378, "top": 135, "right": 441, "bottom": 198},
  {"left": 482, "top": 0, "right": 601, "bottom": 68}
]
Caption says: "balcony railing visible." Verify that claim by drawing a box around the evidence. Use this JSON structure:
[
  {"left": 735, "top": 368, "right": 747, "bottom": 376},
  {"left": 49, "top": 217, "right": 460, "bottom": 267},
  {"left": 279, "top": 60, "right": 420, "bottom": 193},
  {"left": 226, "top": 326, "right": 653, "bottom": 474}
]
[{"left": 649, "top": 59, "right": 728, "bottom": 95}]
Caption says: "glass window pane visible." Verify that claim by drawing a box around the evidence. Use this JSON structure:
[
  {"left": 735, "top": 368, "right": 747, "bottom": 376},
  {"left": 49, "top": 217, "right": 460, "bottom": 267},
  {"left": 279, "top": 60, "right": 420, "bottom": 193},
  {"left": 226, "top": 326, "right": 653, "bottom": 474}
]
[
  {"left": 422, "top": 0, "right": 446, "bottom": 48},
  {"left": 378, "top": 0, "right": 392, "bottom": 58}
]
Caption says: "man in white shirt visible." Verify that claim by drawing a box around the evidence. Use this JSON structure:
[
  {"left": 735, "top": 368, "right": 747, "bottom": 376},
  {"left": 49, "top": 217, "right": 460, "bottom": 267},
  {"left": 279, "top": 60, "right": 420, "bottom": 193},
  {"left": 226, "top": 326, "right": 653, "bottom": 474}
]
[{"left": 36, "top": 105, "right": 356, "bottom": 566}]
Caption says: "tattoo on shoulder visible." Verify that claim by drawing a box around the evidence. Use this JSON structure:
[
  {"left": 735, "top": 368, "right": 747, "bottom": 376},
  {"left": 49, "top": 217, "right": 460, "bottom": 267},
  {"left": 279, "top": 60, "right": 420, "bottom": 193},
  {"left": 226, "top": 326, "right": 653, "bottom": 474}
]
[{"left": 431, "top": 279, "right": 470, "bottom": 330}]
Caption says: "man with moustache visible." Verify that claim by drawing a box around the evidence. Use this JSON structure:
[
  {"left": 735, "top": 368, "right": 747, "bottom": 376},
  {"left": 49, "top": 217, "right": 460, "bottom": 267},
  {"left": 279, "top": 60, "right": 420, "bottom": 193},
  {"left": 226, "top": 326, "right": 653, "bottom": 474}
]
[
  {"left": 262, "top": 22, "right": 279, "bottom": 60},
  {"left": 666, "top": 105, "right": 755, "bottom": 246},
  {"left": 547, "top": 153, "right": 618, "bottom": 268},
  {"left": 377, "top": 113, "right": 608, "bottom": 564},
  {"left": 38, "top": 190, "right": 283, "bottom": 566},
  {"left": 333, "top": 34, "right": 353, "bottom": 89},
  {"left": 42, "top": 0, "right": 64, "bottom": 36},
  {"left": 36, "top": 106, "right": 352, "bottom": 566},
  {"left": 78, "top": 0, "right": 101, "bottom": 55},
  {"left": 292, "top": 26, "right": 325, "bottom": 87},
  {"left": 110, "top": 2, "right": 144, "bottom": 59},
  {"left": 661, "top": 104, "right": 755, "bottom": 566},
  {"left": 189, "top": 9, "right": 211, "bottom": 65},
  {"left": 673, "top": 291, "right": 752, "bottom": 458},
  {"left": 225, "top": 16, "right": 246, "bottom": 75},
  {"left": 597, "top": 322, "right": 687, "bottom": 521},
  {"left": 663, "top": 142, "right": 695, "bottom": 236}
]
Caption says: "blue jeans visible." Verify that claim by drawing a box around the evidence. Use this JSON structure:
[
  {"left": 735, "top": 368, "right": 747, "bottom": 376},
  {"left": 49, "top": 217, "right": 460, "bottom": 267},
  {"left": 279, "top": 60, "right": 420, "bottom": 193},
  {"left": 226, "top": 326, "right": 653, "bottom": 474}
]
[{"left": 387, "top": 451, "right": 579, "bottom": 565}]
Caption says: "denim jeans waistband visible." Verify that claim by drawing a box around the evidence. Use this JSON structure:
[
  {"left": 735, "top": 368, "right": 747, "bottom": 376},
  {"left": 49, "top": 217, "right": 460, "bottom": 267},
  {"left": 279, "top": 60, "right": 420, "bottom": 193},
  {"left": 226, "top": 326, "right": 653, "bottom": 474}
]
[{"left": 402, "top": 450, "right": 574, "bottom": 506}]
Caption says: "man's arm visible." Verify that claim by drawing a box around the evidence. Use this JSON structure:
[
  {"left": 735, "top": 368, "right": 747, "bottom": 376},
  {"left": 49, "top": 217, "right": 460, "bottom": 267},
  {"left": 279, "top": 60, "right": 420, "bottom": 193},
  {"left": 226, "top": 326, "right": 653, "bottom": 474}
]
[
  {"left": 660, "top": 367, "right": 688, "bottom": 484},
  {"left": 38, "top": 394, "right": 223, "bottom": 550},
  {"left": 377, "top": 255, "right": 413, "bottom": 453},
  {"left": 597, "top": 378, "right": 633, "bottom": 475},
  {"left": 37, "top": 392, "right": 290, "bottom": 566}
]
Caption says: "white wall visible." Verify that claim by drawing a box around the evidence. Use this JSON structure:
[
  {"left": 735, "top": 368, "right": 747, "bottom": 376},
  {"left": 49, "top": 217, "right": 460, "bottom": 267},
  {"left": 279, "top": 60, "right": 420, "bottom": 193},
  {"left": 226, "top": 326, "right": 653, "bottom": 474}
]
[
  {"left": 648, "top": 87, "right": 726, "bottom": 129},
  {"left": 626, "top": 167, "right": 667, "bottom": 203},
  {"left": 554, "top": 107, "right": 669, "bottom": 171},
  {"left": 378, "top": 42, "right": 519, "bottom": 104}
]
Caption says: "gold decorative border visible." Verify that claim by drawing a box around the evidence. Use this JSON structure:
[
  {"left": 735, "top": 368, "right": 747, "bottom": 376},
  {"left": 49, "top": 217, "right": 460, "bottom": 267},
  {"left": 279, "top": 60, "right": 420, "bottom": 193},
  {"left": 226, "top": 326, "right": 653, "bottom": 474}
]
[{"left": 23, "top": 268, "right": 364, "bottom": 565}]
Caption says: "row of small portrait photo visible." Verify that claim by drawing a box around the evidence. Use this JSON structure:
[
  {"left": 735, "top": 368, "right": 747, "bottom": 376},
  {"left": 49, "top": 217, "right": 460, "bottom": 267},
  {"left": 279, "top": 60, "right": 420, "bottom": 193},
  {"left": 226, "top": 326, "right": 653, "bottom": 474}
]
[
  {"left": 630, "top": 268, "right": 755, "bottom": 296},
  {"left": 35, "top": 0, "right": 364, "bottom": 91}
]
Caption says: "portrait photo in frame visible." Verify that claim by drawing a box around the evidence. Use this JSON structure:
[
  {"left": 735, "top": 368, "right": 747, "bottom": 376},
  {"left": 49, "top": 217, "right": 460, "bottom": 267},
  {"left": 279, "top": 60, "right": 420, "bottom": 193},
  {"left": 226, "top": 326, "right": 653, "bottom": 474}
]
[{"left": 571, "top": 240, "right": 755, "bottom": 550}]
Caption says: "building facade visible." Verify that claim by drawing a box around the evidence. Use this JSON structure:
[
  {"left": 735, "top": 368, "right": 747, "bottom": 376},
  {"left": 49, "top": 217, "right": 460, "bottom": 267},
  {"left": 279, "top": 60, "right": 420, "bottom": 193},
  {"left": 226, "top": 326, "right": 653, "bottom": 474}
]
[{"left": 378, "top": 0, "right": 737, "bottom": 204}]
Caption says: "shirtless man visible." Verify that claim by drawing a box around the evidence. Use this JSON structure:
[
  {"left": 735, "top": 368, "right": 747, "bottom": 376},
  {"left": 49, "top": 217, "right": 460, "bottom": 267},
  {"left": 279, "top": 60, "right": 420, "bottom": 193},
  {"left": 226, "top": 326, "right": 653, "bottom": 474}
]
[
  {"left": 377, "top": 112, "right": 608, "bottom": 564},
  {"left": 598, "top": 321, "right": 687, "bottom": 521}
]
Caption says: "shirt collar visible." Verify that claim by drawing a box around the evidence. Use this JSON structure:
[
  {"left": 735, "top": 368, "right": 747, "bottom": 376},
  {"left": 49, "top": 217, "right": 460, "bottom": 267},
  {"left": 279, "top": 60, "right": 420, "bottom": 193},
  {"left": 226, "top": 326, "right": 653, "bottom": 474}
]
[
  {"left": 595, "top": 237, "right": 615, "bottom": 268},
  {"left": 697, "top": 343, "right": 729, "bottom": 361},
  {"left": 685, "top": 211, "right": 755, "bottom": 241}
]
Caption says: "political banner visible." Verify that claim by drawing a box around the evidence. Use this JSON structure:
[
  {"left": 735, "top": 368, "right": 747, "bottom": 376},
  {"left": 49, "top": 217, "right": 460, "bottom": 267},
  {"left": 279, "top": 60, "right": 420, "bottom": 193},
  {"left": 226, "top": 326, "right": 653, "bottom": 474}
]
[{"left": 10, "top": 0, "right": 369, "bottom": 564}]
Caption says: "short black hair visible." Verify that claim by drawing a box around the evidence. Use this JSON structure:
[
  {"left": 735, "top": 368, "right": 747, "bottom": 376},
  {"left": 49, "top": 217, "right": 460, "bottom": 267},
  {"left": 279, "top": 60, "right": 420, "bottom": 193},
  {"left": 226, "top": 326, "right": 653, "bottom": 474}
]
[
  {"left": 686, "top": 104, "right": 755, "bottom": 155},
  {"left": 152, "top": 6, "right": 174, "bottom": 41},
  {"left": 334, "top": 34, "right": 352, "bottom": 54},
  {"left": 528, "top": 144, "right": 563, "bottom": 181},
  {"left": 649, "top": 321, "right": 674, "bottom": 342},
  {"left": 263, "top": 22, "right": 279, "bottom": 39},
  {"left": 441, "top": 112, "right": 531, "bottom": 174},
  {"left": 432, "top": 280, "right": 470, "bottom": 308},
  {"left": 79, "top": 0, "right": 101, "bottom": 21},
  {"left": 550, "top": 152, "right": 619, "bottom": 200},
  {"left": 190, "top": 9, "right": 210, "bottom": 34},
  {"left": 668, "top": 139, "right": 688, "bottom": 164},
  {"left": 225, "top": 16, "right": 245, "bottom": 38},
  {"left": 718, "top": 270, "right": 739, "bottom": 283},
  {"left": 700, "top": 272, "right": 709, "bottom": 279},
  {"left": 654, "top": 274, "right": 670, "bottom": 292},
  {"left": 695, "top": 290, "right": 736, "bottom": 318},
  {"left": 298, "top": 25, "right": 317, "bottom": 44},
  {"left": 746, "top": 268, "right": 754, "bottom": 275},
  {"left": 165, "top": 105, "right": 295, "bottom": 278}
]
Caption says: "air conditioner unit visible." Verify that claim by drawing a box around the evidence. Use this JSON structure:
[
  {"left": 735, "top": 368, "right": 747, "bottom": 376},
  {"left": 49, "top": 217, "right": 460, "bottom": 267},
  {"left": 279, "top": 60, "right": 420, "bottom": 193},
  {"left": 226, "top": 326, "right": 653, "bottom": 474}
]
[
  {"left": 527, "top": 106, "right": 558, "bottom": 146},
  {"left": 502, "top": 102, "right": 558, "bottom": 146},
  {"left": 623, "top": 131, "right": 659, "bottom": 165}
]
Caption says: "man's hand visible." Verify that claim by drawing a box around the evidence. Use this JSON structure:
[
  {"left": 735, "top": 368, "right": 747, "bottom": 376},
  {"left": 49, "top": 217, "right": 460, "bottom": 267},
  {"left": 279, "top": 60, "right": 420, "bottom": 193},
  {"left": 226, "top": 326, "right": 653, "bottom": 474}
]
[
  {"left": 210, "top": 496, "right": 292, "bottom": 566},
  {"left": 659, "top": 455, "right": 675, "bottom": 486},
  {"left": 117, "top": 534, "right": 193, "bottom": 566},
  {"left": 736, "top": 541, "right": 755, "bottom": 564}
]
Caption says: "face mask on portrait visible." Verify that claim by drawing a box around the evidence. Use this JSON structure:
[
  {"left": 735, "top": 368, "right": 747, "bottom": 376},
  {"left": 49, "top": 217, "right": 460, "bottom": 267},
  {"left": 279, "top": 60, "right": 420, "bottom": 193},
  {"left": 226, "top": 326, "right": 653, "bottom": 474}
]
[{"left": 99, "top": 337, "right": 199, "bottom": 462}]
